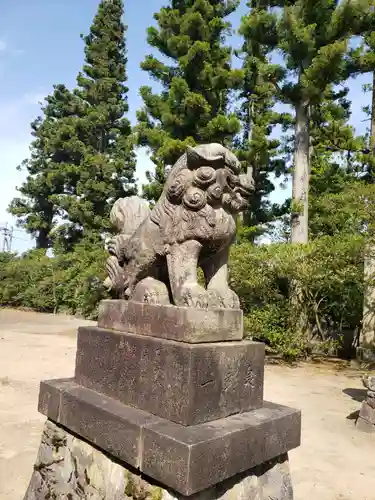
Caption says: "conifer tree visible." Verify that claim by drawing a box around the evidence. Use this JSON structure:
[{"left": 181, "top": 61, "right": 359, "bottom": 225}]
[
  {"left": 349, "top": 29, "right": 375, "bottom": 182},
  {"left": 9, "top": 0, "right": 136, "bottom": 251},
  {"left": 137, "top": 0, "right": 243, "bottom": 202},
  {"left": 8, "top": 85, "right": 79, "bottom": 249},
  {"left": 236, "top": 1, "right": 290, "bottom": 241},
  {"left": 263, "top": 0, "right": 374, "bottom": 243},
  {"left": 56, "top": 0, "right": 136, "bottom": 246}
]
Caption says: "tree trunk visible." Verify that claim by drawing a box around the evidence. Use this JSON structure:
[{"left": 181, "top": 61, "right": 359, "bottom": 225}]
[
  {"left": 291, "top": 102, "right": 310, "bottom": 244},
  {"left": 371, "top": 71, "right": 375, "bottom": 158},
  {"left": 359, "top": 73, "right": 375, "bottom": 361},
  {"left": 36, "top": 228, "right": 50, "bottom": 250}
]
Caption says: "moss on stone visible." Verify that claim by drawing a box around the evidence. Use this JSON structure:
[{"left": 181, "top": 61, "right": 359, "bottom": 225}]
[
  {"left": 150, "top": 486, "right": 163, "bottom": 500},
  {"left": 124, "top": 470, "right": 163, "bottom": 500}
]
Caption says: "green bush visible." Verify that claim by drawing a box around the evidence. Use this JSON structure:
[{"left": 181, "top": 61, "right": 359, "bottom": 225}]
[
  {"left": 0, "top": 243, "right": 108, "bottom": 319},
  {"left": 0, "top": 233, "right": 366, "bottom": 360},
  {"left": 230, "top": 234, "right": 365, "bottom": 360}
]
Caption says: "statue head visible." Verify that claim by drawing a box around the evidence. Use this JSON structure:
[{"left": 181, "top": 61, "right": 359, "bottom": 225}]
[{"left": 164, "top": 143, "right": 254, "bottom": 215}]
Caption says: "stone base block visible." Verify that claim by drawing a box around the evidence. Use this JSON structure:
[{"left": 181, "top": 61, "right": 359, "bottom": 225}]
[
  {"left": 359, "top": 400, "right": 375, "bottom": 425},
  {"left": 24, "top": 420, "right": 294, "bottom": 500},
  {"left": 98, "top": 300, "right": 243, "bottom": 343},
  {"left": 38, "top": 379, "right": 301, "bottom": 496},
  {"left": 75, "top": 326, "right": 264, "bottom": 426},
  {"left": 356, "top": 416, "right": 375, "bottom": 434}
]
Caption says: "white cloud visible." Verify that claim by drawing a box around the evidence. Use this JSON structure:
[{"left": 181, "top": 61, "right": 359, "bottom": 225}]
[{"left": 0, "top": 40, "right": 7, "bottom": 52}]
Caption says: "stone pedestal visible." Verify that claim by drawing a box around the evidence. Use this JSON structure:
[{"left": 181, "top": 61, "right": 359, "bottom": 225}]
[
  {"left": 25, "top": 420, "right": 294, "bottom": 500},
  {"left": 25, "top": 301, "right": 301, "bottom": 499}
]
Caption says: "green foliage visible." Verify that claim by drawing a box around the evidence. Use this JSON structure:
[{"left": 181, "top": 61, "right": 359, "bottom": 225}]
[
  {"left": 243, "top": 0, "right": 375, "bottom": 243},
  {"left": 310, "top": 181, "right": 375, "bottom": 238},
  {"left": 0, "top": 244, "right": 108, "bottom": 319},
  {"left": 235, "top": 1, "right": 290, "bottom": 241},
  {"left": 9, "top": 0, "right": 136, "bottom": 251},
  {"left": 230, "top": 234, "right": 365, "bottom": 359},
  {"left": 8, "top": 85, "right": 77, "bottom": 249},
  {"left": 137, "top": 0, "right": 243, "bottom": 202}
]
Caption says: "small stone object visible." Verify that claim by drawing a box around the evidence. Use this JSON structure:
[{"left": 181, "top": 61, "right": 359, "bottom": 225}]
[
  {"left": 357, "top": 374, "right": 375, "bottom": 432},
  {"left": 24, "top": 420, "right": 295, "bottom": 500},
  {"left": 104, "top": 144, "right": 254, "bottom": 310},
  {"left": 362, "top": 375, "right": 375, "bottom": 392}
]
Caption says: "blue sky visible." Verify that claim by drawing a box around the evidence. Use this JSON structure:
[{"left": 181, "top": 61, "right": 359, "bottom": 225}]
[{"left": 0, "top": 0, "right": 371, "bottom": 251}]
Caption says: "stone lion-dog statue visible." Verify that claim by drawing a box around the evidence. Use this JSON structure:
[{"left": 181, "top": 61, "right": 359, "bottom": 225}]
[{"left": 104, "top": 143, "right": 254, "bottom": 309}]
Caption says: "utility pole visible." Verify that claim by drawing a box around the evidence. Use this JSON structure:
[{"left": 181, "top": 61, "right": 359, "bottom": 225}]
[{"left": 0, "top": 223, "right": 13, "bottom": 252}]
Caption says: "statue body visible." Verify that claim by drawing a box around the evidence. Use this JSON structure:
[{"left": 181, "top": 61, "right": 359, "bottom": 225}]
[{"left": 105, "top": 144, "right": 254, "bottom": 309}]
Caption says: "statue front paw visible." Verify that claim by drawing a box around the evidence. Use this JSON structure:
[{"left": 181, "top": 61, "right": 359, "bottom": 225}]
[
  {"left": 207, "top": 287, "right": 240, "bottom": 309},
  {"left": 132, "top": 278, "right": 171, "bottom": 305},
  {"left": 178, "top": 284, "right": 209, "bottom": 309}
]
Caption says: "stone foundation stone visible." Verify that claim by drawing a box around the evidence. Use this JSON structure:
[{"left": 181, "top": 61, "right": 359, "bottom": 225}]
[{"left": 24, "top": 420, "right": 294, "bottom": 500}]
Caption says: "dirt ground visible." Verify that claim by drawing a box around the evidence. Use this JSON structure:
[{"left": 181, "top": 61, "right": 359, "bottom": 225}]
[{"left": 0, "top": 309, "right": 374, "bottom": 500}]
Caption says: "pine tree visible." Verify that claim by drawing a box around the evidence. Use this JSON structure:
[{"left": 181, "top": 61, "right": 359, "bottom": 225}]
[
  {"left": 268, "top": 0, "right": 374, "bottom": 243},
  {"left": 10, "top": 0, "right": 136, "bottom": 251},
  {"left": 55, "top": 0, "right": 136, "bottom": 246},
  {"left": 349, "top": 29, "right": 375, "bottom": 182},
  {"left": 236, "top": 1, "right": 290, "bottom": 242},
  {"left": 8, "top": 85, "right": 79, "bottom": 249},
  {"left": 137, "top": 0, "right": 243, "bottom": 203}
]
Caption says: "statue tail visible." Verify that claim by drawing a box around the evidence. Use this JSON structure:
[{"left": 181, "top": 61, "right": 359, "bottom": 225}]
[{"left": 110, "top": 195, "right": 150, "bottom": 237}]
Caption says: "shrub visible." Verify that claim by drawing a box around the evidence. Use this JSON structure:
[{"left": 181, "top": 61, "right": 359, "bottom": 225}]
[
  {"left": 230, "top": 234, "right": 365, "bottom": 360},
  {"left": 0, "top": 233, "right": 366, "bottom": 360},
  {"left": 0, "top": 243, "right": 108, "bottom": 319}
]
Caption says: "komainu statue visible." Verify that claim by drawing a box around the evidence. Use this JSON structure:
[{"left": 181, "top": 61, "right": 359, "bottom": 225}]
[{"left": 104, "top": 144, "right": 254, "bottom": 309}]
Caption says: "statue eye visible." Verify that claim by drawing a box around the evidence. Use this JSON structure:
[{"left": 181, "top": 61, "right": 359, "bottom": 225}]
[{"left": 193, "top": 166, "right": 216, "bottom": 187}]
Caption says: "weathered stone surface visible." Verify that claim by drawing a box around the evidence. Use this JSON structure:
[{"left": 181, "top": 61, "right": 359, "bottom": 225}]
[
  {"left": 98, "top": 300, "right": 243, "bottom": 343},
  {"left": 104, "top": 144, "right": 254, "bottom": 309},
  {"left": 142, "top": 402, "right": 301, "bottom": 495},
  {"left": 363, "top": 374, "right": 375, "bottom": 392},
  {"left": 24, "top": 420, "right": 294, "bottom": 500},
  {"left": 359, "top": 400, "right": 375, "bottom": 425},
  {"left": 38, "top": 379, "right": 164, "bottom": 469},
  {"left": 38, "top": 378, "right": 75, "bottom": 422},
  {"left": 38, "top": 379, "right": 300, "bottom": 496},
  {"left": 356, "top": 417, "right": 375, "bottom": 434},
  {"left": 356, "top": 416, "right": 375, "bottom": 434},
  {"left": 74, "top": 326, "right": 264, "bottom": 425}
]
